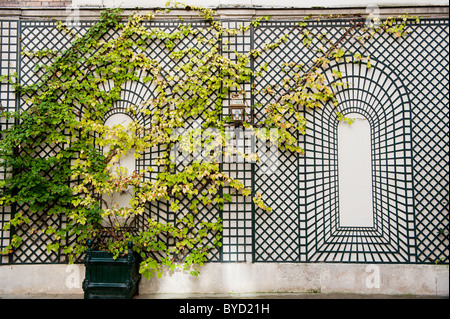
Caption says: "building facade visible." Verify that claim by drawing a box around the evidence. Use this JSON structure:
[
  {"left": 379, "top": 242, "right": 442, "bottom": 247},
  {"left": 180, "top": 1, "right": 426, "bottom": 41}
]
[{"left": 0, "top": 0, "right": 448, "bottom": 295}]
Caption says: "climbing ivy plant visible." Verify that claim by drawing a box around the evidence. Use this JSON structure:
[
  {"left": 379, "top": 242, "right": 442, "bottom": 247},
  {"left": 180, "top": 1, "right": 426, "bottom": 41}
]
[{"left": 0, "top": 2, "right": 415, "bottom": 279}]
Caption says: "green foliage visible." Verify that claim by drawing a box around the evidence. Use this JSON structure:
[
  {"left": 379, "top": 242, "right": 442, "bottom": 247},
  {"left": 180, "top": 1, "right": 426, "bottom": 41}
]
[
  {"left": 336, "top": 112, "right": 356, "bottom": 125},
  {"left": 0, "top": 2, "right": 414, "bottom": 278}
]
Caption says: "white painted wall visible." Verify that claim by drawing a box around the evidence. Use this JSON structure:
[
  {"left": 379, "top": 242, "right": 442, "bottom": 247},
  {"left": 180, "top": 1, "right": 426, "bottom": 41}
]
[
  {"left": 338, "top": 114, "right": 374, "bottom": 227},
  {"left": 103, "top": 114, "right": 135, "bottom": 210},
  {"left": 0, "top": 263, "right": 448, "bottom": 296},
  {"left": 72, "top": 0, "right": 449, "bottom": 8}
]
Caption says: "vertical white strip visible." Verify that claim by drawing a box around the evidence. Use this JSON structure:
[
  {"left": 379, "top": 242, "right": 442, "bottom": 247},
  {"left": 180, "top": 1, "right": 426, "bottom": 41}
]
[
  {"left": 338, "top": 113, "right": 374, "bottom": 227},
  {"left": 104, "top": 114, "right": 135, "bottom": 209}
]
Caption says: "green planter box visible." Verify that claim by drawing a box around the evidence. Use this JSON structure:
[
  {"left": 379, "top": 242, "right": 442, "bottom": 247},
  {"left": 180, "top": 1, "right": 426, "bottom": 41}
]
[{"left": 82, "top": 241, "right": 141, "bottom": 299}]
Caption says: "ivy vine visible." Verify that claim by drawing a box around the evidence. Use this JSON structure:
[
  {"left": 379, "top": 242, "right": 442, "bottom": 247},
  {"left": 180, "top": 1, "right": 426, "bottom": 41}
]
[{"left": 0, "top": 2, "right": 416, "bottom": 279}]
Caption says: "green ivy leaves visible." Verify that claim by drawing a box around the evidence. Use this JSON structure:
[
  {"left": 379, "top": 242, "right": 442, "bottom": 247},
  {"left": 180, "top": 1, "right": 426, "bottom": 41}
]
[{"left": 0, "top": 3, "right": 415, "bottom": 278}]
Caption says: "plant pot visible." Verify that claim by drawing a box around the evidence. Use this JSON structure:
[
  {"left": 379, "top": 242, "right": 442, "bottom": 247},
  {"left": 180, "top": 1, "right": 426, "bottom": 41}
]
[{"left": 82, "top": 240, "right": 141, "bottom": 299}]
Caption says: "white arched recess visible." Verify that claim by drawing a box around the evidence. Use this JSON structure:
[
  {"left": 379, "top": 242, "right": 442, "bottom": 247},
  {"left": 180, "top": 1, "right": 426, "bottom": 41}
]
[
  {"left": 100, "top": 78, "right": 154, "bottom": 216},
  {"left": 337, "top": 112, "right": 374, "bottom": 227},
  {"left": 302, "top": 58, "right": 415, "bottom": 263}
]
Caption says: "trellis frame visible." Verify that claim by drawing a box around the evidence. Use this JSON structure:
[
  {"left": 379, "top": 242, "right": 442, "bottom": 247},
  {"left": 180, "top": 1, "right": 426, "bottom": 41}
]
[{"left": 0, "top": 13, "right": 448, "bottom": 265}]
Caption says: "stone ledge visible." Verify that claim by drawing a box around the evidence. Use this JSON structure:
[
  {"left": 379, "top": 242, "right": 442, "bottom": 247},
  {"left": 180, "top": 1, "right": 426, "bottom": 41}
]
[
  {"left": 0, "top": 5, "right": 448, "bottom": 19},
  {"left": 1, "top": 263, "right": 448, "bottom": 296}
]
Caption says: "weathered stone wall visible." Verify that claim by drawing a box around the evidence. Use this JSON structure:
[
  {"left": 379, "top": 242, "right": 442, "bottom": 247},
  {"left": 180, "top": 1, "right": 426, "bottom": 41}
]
[{"left": 0, "top": 263, "right": 448, "bottom": 296}]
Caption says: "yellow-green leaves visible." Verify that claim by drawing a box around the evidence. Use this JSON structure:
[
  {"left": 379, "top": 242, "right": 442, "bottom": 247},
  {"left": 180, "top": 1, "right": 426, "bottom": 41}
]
[
  {"left": 0, "top": 2, "right": 416, "bottom": 278},
  {"left": 336, "top": 112, "right": 356, "bottom": 125}
]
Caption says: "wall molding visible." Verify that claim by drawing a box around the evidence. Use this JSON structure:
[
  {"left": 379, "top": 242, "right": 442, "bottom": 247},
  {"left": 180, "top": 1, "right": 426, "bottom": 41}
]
[{"left": 0, "top": 5, "right": 449, "bottom": 20}]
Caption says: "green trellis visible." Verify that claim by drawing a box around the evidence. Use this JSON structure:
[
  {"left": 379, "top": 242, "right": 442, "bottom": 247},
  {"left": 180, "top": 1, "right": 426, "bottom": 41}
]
[{"left": 0, "top": 17, "right": 448, "bottom": 265}]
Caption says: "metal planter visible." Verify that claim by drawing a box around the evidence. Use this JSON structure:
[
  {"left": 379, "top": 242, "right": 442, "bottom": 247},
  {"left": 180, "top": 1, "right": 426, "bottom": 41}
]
[{"left": 82, "top": 241, "right": 141, "bottom": 299}]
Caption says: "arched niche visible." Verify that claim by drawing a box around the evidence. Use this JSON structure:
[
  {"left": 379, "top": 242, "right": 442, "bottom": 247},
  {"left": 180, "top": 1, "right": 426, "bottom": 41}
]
[
  {"left": 302, "top": 58, "right": 415, "bottom": 262},
  {"left": 337, "top": 112, "right": 374, "bottom": 227},
  {"left": 102, "top": 112, "right": 135, "bottom": 210},
  {"left": 98, "top": 81, "right": 154, "bottom": 211}
]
